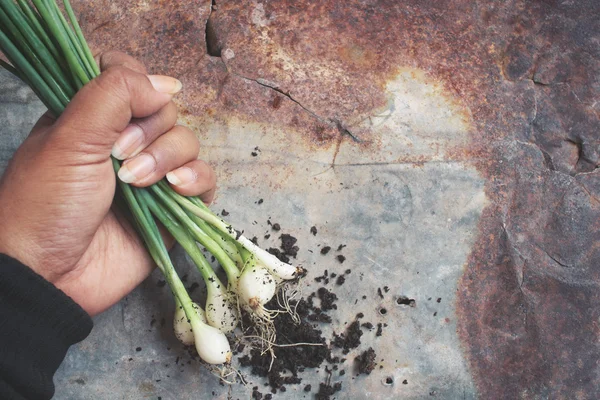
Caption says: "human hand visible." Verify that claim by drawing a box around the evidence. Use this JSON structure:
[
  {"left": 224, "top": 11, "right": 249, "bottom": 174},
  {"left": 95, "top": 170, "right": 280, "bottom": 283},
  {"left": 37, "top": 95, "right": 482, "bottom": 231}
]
[{"left": 0, "top": 52, "right": 216, "bottom": 316}]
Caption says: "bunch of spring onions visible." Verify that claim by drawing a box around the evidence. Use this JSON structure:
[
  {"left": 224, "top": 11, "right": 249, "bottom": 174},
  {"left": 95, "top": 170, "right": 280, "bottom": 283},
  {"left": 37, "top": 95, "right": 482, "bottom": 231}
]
[{"left": 0, "top": 0, "right": 302, "bottom": 365}]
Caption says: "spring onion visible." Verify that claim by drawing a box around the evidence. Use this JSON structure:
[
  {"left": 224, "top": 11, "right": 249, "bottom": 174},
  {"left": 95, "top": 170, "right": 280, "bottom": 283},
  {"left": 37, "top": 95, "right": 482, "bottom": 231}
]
[{"left": 0, "top": 0, "right": 302, "bottom": 367}]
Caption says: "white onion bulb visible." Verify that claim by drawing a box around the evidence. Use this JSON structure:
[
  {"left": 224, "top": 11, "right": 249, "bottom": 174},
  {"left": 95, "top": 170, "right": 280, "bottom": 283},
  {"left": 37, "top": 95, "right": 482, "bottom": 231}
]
[
  {"left": 205, "top": 282, "right": 239, "bottom": 333},
  {"left": 238, "top": 265, "right": 277, "bottom": 310},
  {"left": 173, "top": 302, "right": 206, "bottom": 346},
  {"left": 190, "top": 318, "right": 232, "bottom": 364}
]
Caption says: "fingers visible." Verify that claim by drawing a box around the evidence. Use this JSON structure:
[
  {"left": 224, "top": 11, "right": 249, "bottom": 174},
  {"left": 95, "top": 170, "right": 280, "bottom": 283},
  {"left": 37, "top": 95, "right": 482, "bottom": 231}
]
[
  {"left": 166, "top": 160, "right": 217, "bottom": 204},
  {"left": 50, "top": 67, "right": 181, "bottom": 164},
  {"left": 97, "top": 51, "right": 147, "bottom": 74},
  {"left": 111, "top": 101, "right": 178, "bottom": 160},
  {"left": 117, "top": 125, "right": 200, "bottom": 186}
]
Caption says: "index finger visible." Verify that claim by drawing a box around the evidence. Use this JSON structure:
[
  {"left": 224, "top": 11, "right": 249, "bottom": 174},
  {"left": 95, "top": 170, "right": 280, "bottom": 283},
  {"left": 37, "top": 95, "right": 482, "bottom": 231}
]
[{"left": 95, "top": 50, "right": 147, "bottom": 74}]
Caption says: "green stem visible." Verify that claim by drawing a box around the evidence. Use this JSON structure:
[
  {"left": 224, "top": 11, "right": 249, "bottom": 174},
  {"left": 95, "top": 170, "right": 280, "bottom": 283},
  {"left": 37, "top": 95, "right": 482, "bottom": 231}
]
[
  {"left": 137, "top": 188, "right": 222, "bottom": 289},
  {"left": 111, "top": 159, "right": 200, "bottom": 329},
  {"left": 0, "top": 29, "right": 63, "bottom": 116},
  {"left": 0, "top": 0, "right": 75, "bottom": 97},
  {"left": 15, "top": 0, "right": 62, "bottom": 63},
  {"left": 30, "top": 0, "right": 89, "bottom": 85},
  {"left": 48, "top": 0, "right": 95, "bottom": 79},
  {"left": 63, "top": 0, "right": 99, "bottom": 76},
  {"left": 150, "top": 183, "right": 240, "bottom": 284},
  {"left": 0, "top": 4, "right": 70, "bottom": 106}
]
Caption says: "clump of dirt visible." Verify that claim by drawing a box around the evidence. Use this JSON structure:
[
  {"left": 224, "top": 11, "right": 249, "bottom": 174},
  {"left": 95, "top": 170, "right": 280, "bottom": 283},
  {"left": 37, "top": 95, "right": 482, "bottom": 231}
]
[
  {"left": 332, "top": 320, "right": 363, "bottom": 355},
  {"left": 356, "top": 347, "right": 377, "bottom": 375},
  {"left": 317, "top": 287, "right": 338, "bottom": 311},
  {"left": 316, "top": 381, "right": 343, "bottom": 400},
  {"left": 280, "top": 234, "right": 299, "bottom": 258},
  {"left": 238, "top": 297, "right": 331, "bottom": 394},
  {"left": 267, "top": 233, "right": 299, "bottom": 264}
]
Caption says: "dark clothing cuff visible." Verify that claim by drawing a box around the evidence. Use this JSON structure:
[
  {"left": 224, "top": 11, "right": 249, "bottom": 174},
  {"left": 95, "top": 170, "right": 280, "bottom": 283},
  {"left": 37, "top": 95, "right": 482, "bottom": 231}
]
[{"left": 0, "top": 254, "right": 93, "bottom": 399}]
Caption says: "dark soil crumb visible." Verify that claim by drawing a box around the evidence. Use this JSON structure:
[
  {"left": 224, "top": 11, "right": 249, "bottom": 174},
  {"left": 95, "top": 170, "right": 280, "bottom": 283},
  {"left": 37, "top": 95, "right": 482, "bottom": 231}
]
[
  {"left": 279, "top": 234, "right": 299, "bottom": 258},
  {"left": 361, "top": 322, "right": 374, "bottom": 329},
  {"left": 252, "top": 386, "right": 263, "bottom": 399},
  {"left": 267, "top": 248, "right": 290, "bottom": 264},
  {"left": 310, "top": 226, "right": 318, "bottom": 236},
  {"left": 304, "top": 384, "right": 312, "bottom": 392},
  {"left": 238, "top": 298, "right": 330, "bottom": 394},
  {"left": 332, "top": 320, "right": 363, "bottom": 354},
  {"left": 377, "top": 288, "right": 384, "bottom": 299},
  {"left": 336, "top": 275, "right": 346, "bottom": 285},
  {"left": 345, "top": 269, "right": 351, "bottom": 274},
  {"left": 336, "top": 255, "right": 346, "bottom": 263},
  {"left": 264, "top": 394, "right": 272, "bottom": 400},
  {"left": 156, "top": 280, "right": 166, "bottom": 288},
  {"left": 402, "top": 379, "right": 408, "bottom": 385},
  {"left": 316, "top": 382, "right": 342, "bottom": 400},
  {"left": 320, "top": 246, "right": 331, "bottom": 255},
  {"left": 221, "top": 209, "right": 229, "bottom": 216},
  {"left": 251, "top": 236, "right": 259, "bottom": 245},
  {"left": 136, "top": 347, "right": 142, "bottom": 352},
  {"left": 356, "top": 312, "right": 364, "bottom": 319},
  {"left": 330, "top": 272, "right": 337, "bottom": 278},
  {"left": 317, "top": 288, "right": 338, "bottom": 311},
  {"left": 272, "top": 223, "right": 281, "bottom": 231},
  {"left": 356, "top": 347, "right": 377, "bottom": 375},
  {"left": 339, "top": 369, "right": 345, "bottom": 376},
  {"left": 383, "top": 286, "right": 390, "bottom": 293},
  {"left": 437, "top": 298, "right": 442, "bottom": 303},
  {"left": 258, "top": 198, "right": 264, "bottom": 204},
  {"left": 376, "top": 323, "right": 383, "bottom": 337},
  {"left": 337, "top": 244, "right": 346, "bottom": 251},
  {"left": 397, "top": 296, "right": 416, "bottom": 307}
]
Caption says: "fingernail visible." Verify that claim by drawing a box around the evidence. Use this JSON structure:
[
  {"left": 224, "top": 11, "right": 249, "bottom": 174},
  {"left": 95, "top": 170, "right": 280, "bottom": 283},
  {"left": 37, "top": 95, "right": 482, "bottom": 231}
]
[
  {"left": 166, "top": 167, "right": 197, "bottom": 186},
  {"left": 118, "top": 154, "right": 156, "bottom": 183},
  {"left": 147, "top": 75, "right": 183, "bottom": 94},
  {"left": 111, "top": 124, "right": 144, "bottom": 160}
]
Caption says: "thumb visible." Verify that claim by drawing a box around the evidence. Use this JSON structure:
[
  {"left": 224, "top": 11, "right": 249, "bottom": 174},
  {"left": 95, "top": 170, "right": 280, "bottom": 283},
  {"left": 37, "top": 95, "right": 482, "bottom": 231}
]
[{"left": 48, "top": 66, "right": 181, "bottom": 164}]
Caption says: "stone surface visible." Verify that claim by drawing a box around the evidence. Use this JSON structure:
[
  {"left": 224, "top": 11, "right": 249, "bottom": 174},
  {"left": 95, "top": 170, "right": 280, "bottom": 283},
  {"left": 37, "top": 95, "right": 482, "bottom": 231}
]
[{"left": 0, "top": 0, "right": 598, "bottom": 399}]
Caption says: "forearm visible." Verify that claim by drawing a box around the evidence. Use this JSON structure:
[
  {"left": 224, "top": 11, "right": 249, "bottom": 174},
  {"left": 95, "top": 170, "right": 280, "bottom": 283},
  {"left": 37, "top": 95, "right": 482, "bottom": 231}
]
[{"left": 0, "top": 254, "right": 92, "bottom": 399}]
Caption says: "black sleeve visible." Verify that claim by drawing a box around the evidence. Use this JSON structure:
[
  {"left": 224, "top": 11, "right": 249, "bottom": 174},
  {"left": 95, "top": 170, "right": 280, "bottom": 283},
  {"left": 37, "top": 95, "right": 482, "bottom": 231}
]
[{"left": 0, "top": 254, "right": 93, "bottom": 399}]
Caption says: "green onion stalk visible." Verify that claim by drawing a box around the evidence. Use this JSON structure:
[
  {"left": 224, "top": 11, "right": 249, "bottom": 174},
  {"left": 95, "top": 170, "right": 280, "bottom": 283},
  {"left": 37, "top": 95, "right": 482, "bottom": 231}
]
[{"left": 0, "top": 0, "right": 302, "bottom": 365}]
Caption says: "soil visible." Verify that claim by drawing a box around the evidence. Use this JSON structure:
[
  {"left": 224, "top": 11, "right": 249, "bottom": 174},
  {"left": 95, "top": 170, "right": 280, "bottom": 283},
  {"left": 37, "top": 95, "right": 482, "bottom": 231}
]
[
  {"left": 320, "top": 246, "right": 331, "bottom": 255},
  {"left": 310, "top": 226, "right": 318, "bottom": 236},
  {"left": 316, "top": 382, "right": 343, "bottom": 400},
  {"left": 238, "top": 297, "right": 331, "bottom": 394},
  {"left": 279, "top": 234, "right": 299, "bottom": 258},
  {"left": 355, "top": 347, "right": 377, "bottom": 375},
  {"left": 332, "top": 320, "right": 363, "bottom": 355},
  {"left": 317, "top": 288, "right": 338, "bottom": 311}
]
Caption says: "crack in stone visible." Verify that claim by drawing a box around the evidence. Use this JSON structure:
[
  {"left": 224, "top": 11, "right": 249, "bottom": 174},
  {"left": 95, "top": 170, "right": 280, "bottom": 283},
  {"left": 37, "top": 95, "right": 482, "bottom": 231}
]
[
  {"left": 232, "top": 72, "right": 360, "bottom": 141},
  {"left": 204, "top": 0, "right": 221, "bottom": 57}
]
